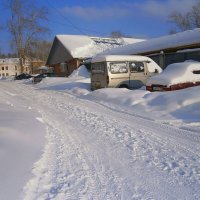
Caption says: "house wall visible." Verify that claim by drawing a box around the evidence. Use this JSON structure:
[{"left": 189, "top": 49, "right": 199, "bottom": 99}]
[
  {"left": 144, "top": 49, "right": 200, "bottom": 69},
  {"left": 0, "top": 59, "right": 33, "bottom": 77},
  {"left": 49, "top": 59, "right": 82, "bottom": 77}
]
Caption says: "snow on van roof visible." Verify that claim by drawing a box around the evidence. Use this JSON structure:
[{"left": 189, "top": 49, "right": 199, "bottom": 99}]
[
  {"left": 92, "top": 55, "right": 162, "bottom": 73},
  {"left": 91, "top": 55, "right": 153, "bottom": 62},
  {"left": 100, "top": 28, "right": 200, "bottom": 56}
]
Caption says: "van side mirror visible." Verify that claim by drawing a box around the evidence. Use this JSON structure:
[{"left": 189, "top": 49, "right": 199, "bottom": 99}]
[{"left": 155, "top": 69, "right": 158, "bottom": 73}]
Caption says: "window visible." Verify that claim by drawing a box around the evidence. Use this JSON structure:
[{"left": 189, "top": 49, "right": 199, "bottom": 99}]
[
  {"left": 6, "top": 73, "right": 9, "bottom": 76},
  {"left": 109, "top": 62, "right": 128, "bottom": 74},
  {"left": 2, "top": 73, "right": 5, "bottom": 77},
  {"left": 2, "top": 67, "right": 4, "bottom": 70},
  {"left": 15, "top": 65, "right": 17, "bottom": 70},
  {"left": 6, "top": 66, "right": 8, "bottom": 70},
  {"left": 129, "top": 62, "right": 144, "bottom": 73},
  {"left": 92, "top": 62, "right": 105, "bottom": 74}
]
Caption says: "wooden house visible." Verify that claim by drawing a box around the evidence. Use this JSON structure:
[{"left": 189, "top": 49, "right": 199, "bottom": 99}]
[{"left": 46, "top": 35, "right": 145, "bottom": 76}]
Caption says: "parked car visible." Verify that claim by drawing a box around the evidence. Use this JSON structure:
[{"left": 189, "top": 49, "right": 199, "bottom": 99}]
[
  {"left": 15, "top": 73, "right": 32, "bottom": 80},
  {"left": 146, "top": 61, "right": 200, "bottom": 91},
  {"left": 32, "top": 73, "right": 56, "bottom": 83},
  {"left": 91, "top": 55, "right": 162, "bottom": 90}
]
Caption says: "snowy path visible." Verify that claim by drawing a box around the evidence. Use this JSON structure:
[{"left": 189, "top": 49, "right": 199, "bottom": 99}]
[{"left": 1, "top": 81, "right": 200, "bottom": 200}]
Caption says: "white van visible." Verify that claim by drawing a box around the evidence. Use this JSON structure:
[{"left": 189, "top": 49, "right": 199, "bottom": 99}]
[{"left": 91, "top": 55, "right": 162, "bottom": 90}]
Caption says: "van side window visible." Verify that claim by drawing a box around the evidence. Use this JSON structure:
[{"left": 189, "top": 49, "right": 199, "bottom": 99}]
[
  {"left": 129, "top": 62, "right": 144, "bottom": 73},
  {"left": 110, "top": 62, "right": 128, "bottom": 74}
]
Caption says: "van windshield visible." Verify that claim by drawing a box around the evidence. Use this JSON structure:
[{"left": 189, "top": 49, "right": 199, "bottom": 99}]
[
  {"left": 91, "top": 62, "right": 105, "bottom": 74},
  {"left": 109, "top": 62, "right": 128, "bottom": 74}
]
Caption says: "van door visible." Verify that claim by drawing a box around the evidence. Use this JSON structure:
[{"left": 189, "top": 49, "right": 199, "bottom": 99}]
[
  {"left": 109, "top": 62, "right": 129, "bottom": 88},
  {"left": 91, "top": 62, "right": 107, "bottom": 90},
  {"left": 129, "top": 61, "right": 148, "bottom": 89}
]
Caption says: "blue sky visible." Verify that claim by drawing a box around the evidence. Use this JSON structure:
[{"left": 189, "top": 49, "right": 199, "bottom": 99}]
[{"left": 0, "top": 0, "right": 198, "bottom": 53}]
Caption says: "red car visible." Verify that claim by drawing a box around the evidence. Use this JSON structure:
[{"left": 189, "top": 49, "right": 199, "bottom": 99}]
[{"left": 146, "top": 61, "right": 200, "bottom": 91}]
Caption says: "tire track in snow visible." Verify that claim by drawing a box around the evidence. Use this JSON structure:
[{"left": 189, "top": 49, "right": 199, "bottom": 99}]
[
  {"left": 2, "top": 82, "right": 200, "bottom": 199},
  {"left": 23, "top": 94, "right": 126, "bottom": 199},
  {"left": 47, "top": 92, "right": 200, "bottom": 199},
  {"left": 39, "top": 93, "right": 199, "bottom": 199}
]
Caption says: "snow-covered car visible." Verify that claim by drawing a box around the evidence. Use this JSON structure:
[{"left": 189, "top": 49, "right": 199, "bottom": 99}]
[
  {"left": 146, "top": 61, "right": 200, "bottom": 91},
  {"left": 32, "top": 73, "right": 56, "bottom": 83},
  {"left": 14, "top": 73, "right": 32, "bottom": 80}
]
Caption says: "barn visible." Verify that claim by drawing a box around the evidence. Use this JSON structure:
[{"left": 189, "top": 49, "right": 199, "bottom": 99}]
[{"left": 46, "top": 35, "right": 144, "bottom": 76}]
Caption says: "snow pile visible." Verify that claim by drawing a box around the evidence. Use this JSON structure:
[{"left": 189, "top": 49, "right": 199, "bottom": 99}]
[
  {"left": 86, "top": 86, "right": 200, "bottom": 126},
  {"left": 68, "top": 65, "right": 90, "bottom": 78},
  {"left": 147, "top": 61, "right": 200, "bottom": 86},
  {"left": 0, "top": 87, "right": 46, "bottom": 200},
  {"left": 35, "top": 65, "right": 91, "bottom": 95},
  {"left": 35, "top": 69, "right": 200, "bottom": 127}
]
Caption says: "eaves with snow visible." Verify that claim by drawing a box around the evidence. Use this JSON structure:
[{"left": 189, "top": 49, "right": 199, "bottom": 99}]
[
  {"left": 99, "top": 28, "right": 200, "bottom": 56},
  {"left": 0, "top": 58, "right": 19, "bottom": 64},
  {"left": 46, "top": 35, "right": 145, "bottom": 65}
]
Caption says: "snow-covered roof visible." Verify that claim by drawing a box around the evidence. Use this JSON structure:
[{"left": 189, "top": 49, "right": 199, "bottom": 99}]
[
  {"left": 0, "top": 58, "right": 19, "bottom": 64},
  {"left": 46, "top": 35, "right": 145, "bottom": 65},
  {"left": 147, "top": 61, "right": 200, "bottom": 86},
  {"left": 100, "top": 28, "right": 200, "bottom": 56}
]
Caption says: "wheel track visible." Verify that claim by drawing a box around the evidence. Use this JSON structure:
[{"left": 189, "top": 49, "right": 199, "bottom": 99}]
[{"left": 2, "top": 82, "right": 200, "bottom": 199}]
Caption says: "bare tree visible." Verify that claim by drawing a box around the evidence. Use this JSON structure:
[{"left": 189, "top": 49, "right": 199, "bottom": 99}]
[
  {"left": 191, "top": 2, "right": 200, "bottom": 27},
  {"left": 110, "top": 31, "right": 125, "bottom": 38},
  {"left": 5, "top": 0, "right": 48, "bottom": 73},
  {"left": 169, "top": 1, "right": 200, "bottom": 33},
  {"left": 29, "top": 40, "right": 52, "bottom": 61}
]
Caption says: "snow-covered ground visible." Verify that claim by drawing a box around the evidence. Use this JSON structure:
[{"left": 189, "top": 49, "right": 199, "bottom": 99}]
[{"left": 0, "top": 67, "right": 200, "bottom": 199}]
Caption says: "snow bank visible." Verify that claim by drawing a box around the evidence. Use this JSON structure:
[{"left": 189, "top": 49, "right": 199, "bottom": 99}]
[
  {"left": 36, "top": 70, "right": 200, "bottom": 128},
  {"left": 68, "top": 65, "right": 90, "bottom": 78},
  {"left": 85, "top": 86, "right": 200, "bottom": 126},
  {"left": 35, "top": 66, "right": 91, "bottom": 95},
  {"left": 0, "top": 89, "right": 46, "bottom": 200}
]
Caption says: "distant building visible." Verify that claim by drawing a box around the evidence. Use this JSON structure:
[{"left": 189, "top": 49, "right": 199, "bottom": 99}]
[
  {"left": 0, "top": 58, "right": 46, "bottom": 77},
  {"left": 46, "top": 35, "right": 145, "bottom": 77},
  {"left": 0, "top": 58, "right": 31, "bottom": 77},
  {"left": 0, "top": 58, "right": 21, "bottom": 77},
  {"left": 100, "top": 28, "right": 200, "bottom": 69}
]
